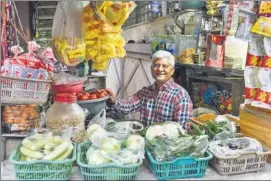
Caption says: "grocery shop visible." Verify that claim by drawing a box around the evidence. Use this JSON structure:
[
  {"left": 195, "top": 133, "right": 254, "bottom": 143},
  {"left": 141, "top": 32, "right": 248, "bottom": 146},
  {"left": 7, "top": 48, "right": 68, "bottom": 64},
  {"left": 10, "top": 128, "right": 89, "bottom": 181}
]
[{"left": 1, "top": 0, "right": 271, "bottom": 180}]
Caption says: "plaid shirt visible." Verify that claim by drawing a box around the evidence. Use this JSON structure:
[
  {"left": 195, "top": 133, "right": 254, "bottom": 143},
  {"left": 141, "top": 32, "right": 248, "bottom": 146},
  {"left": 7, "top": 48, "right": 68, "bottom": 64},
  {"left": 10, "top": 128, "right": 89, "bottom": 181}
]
[{"left": 107, "top": 78, "right": 193, "bottom": 126}]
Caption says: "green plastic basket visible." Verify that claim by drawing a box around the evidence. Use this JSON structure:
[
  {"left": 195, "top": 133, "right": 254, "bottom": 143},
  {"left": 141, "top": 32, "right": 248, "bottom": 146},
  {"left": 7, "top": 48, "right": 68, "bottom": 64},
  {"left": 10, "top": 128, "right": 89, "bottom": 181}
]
[
  {"left": 146, "top": 149, "right": 213, "bottom": 180},
  {"left": 77, "top": 141, "right": 142, "bottom": 181},
  {"left": 9, "top": 143, "right": 76, "bottom": 180}
]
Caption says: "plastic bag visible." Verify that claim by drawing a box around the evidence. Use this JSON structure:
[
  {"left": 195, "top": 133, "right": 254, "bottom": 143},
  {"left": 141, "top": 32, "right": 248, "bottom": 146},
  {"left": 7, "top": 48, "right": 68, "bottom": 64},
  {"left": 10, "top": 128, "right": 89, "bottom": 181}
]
[
  {"left": 235, "top": 9, "right": 257, "bottom": 41},
  {"left": 152, "top": 122, "right": 206, "bottom": 159},
  {"left": 87, "top": 110, "right": 144, "bottom": 140},
  {"left": 0, "top": 42, "right": 54, "bottom": 79},
  {"left": 105, "top": 119, "right": 144, "bottom": 140},
  {"left": 52, "top": 1, "right": 88, "bottom": 66},
  {"left": 61, "top": 127, "right": 87, "bottom": 143},
  {"left": 87, "top": 109, "right": 107, "bottom": 128},
  {"left": 86, "top": 127, "right": 145, "bottom": 165},
  {"left": 52, "top": 72, "right": 87, "bottom": 85},
  {"left": 208, "top": 137, "right": 263, "bottom": 158},
  {"left": 146, "top": 126, "right": 208, "bottom": 161},
  {"left": 20, "top": 128, "right": 74, "bottom": 161}
]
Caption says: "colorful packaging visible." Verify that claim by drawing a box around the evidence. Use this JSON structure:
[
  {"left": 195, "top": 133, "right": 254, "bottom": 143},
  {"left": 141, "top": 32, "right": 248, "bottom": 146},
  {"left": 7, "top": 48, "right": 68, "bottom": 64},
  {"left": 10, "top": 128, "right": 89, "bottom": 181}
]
[
  {"left": 253, "top": 65, "right": 271, "bottom": 109},
  {"left": 82, "top": 2, "right": 128, "bottom": 71},
  {"left": 205, "top": 35, "right": 226, "bottom": 68},
  {"left": 244, "top": 66, "right": 260, "bottom": 102},
  {"left": 245, "top": 53, "right": 261, "bottom": 67},
  {"left": 258, "top": 1, "right": 271, "bottom": 16},
  {"left": 0, "top": 42, "right": 55, "bottom": 80},
  {"left": 251, "top": 16, "right": 271, "bottom": 37},
  {"left": 248, "top": 35, "right": 265, "bottom": 56}
]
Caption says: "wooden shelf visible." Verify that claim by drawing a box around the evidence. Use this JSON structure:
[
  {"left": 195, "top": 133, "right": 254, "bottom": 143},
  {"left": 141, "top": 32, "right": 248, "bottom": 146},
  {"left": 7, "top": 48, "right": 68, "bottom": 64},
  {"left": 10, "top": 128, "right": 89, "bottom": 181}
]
[
  {"left": 175, "top": 62, "right": 244, "bottom": 77},
  {"left": 1, "top": 134, "right": 28, "bottom": 138},
  {"left": 189, "top": 75, "right": 243, "bottom": 84}
]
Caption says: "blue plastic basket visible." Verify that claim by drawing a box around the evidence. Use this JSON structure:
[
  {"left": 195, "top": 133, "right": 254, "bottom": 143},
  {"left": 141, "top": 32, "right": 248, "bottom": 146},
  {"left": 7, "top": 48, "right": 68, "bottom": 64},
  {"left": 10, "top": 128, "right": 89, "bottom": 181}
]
[
  {"left": 146, "top": 149, "right": 213, "bottom": 180},
  {"left": 77, "top": 141, "right": 143, "bottom": 181}
]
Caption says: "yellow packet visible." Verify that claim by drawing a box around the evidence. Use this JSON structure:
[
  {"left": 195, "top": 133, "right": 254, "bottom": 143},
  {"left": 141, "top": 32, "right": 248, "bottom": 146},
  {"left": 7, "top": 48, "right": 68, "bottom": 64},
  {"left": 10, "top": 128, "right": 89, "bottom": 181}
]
[
  {"left": 96, "top": 43, "right": 116, "bottom": 61},
  {"left": 251, "top": 16, "right": 271, "bottom": 37},
  {"left": 86, "top": 48, "right": 99, "bottom": 60},
  {"left": 96, "top": 1, "right": 137, "bottom": 28},
  {"left": 115, "top": 46, "right": 126, "bottom": 58},
  {"left": 92, "top": 59, "right": 110, "bottom": 71}
]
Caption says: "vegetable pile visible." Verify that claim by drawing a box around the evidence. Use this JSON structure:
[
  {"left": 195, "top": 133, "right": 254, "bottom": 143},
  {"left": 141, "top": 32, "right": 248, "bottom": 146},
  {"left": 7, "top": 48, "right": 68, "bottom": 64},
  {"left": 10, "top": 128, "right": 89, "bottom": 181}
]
[
  {"left": 145, "top": 121, "right": 209, "bottom": 161},
  {"left": 190, "top": 115, "right": 237, "bottom": 141},
  {"left": 85, "top": 124, "right": 145, "bottom": 165},
  {"left": 19, "top": 129, "right": 74, "bottom": 161}
]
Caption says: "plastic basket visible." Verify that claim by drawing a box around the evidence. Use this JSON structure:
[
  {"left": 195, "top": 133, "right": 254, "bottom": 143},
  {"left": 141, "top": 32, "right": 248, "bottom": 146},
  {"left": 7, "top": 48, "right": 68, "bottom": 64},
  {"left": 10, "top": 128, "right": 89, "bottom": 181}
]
[
  {"left": 146, "top": 149, "right": 213, "bottom": 180},
  {"left": 209, "top": 147, "right": 271, "bottom": 175},
  {"left": 9, "top": 144, "right": 76, "bottom": 180},
  {"left": 1, "top": 76, "right": 51, "bottom": 104},
  {"left": 77, "top": 141, "right": 142, "bottom": 181}
]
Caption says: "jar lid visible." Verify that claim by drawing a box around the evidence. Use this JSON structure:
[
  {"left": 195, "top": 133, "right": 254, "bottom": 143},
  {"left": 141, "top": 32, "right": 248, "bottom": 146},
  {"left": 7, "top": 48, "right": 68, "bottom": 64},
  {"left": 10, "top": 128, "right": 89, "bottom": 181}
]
[{"left": 54, "top": 93, "right": 77, "bottom": 103}]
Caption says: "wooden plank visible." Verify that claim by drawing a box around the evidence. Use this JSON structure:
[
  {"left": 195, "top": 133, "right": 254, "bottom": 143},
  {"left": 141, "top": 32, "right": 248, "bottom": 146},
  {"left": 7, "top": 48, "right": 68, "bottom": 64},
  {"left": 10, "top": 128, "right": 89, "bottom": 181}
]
[
  {"left": 245, "top": 104, "right": 271, "bottom": 118},
  {"left": 240, "top": 107, "right": 271, "bottom": 129}
]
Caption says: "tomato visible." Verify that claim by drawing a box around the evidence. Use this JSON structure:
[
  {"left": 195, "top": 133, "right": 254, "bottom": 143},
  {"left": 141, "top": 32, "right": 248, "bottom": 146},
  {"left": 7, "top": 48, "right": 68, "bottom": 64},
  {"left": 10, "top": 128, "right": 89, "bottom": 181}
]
[
  {"left": 83, "top": 92, "right": 90, "bottom": 97},
  {"left": 89, "top": 93, "right": 97, "bottom": 100},
  {"left": 99, "top": 89, "right": 108, "bottom": 96},
  {"left": 78, "top": 95, "right": 89, "bottom": 100},
  {"left": 97, "top": 92, "right": 106, "bottom": 98}
]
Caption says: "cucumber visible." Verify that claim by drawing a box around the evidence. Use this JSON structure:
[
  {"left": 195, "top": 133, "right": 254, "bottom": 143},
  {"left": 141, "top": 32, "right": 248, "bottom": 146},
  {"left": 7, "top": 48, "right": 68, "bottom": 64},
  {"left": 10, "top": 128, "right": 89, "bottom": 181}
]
[
  {"left": 20, "top": 154, "right": 27, "bottom": 161},
  {"left": 52, "top": 136, "right": 63, "bottom": 145},
  {"left": 44, "top": 142, "right": 57, "bottom": 151},
  {"left": 55, "top": 143, "right": 74, "bottom": 161},
  {"left": 43, "top": 141, "right": 70, "bottom": 160},
  {"left": 26, "top": 157, "right": 38, "bottom": 161},
  {"left": 20, "top": 146, "right": 44, "bottom": 159}
]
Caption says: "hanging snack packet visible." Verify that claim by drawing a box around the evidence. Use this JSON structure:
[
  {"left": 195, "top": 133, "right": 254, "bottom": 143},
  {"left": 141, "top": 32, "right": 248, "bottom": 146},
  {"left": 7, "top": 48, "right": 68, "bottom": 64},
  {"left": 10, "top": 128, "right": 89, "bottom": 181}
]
[
  {"left": 205, "top": 35, "right": 226, "bottom": 68},
  {"left": 258, "top": 1, "right": 271, "bottom": 16},
  {"left": 96, "top": 1, "right": 137, "bottom": 28},
  {"left": 251, "top": 16, "right": 271, "bottom": 37},
  {"left": 252, "top": 57, "right": 271, "bottom": 109},
  {"left": 244, "top": 66, "right": 260, "bottom": 103}
]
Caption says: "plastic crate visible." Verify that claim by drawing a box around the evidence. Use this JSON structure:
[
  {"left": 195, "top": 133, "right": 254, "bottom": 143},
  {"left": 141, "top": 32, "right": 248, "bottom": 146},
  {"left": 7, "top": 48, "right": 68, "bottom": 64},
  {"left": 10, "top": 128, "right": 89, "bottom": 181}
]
[
  {"left": 1, "top": 76, "right": 51, "bottom": 104},
  {"left": 77, "top": 141, "right": 142, "bottom": 181},
  {"left": 210, "top": 147, "right": 271, "bottom": 175},
  {"left": 146, "top": 149, "right": 213, "bottom": 180},
  {"left": 9, "top": 144, "right": 76, "bottom": 180}
]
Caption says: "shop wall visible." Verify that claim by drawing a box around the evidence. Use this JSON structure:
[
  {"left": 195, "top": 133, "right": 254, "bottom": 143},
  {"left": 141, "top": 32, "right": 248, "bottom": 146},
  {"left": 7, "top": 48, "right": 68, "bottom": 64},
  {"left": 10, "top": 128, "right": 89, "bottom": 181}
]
[{"left": 122, "top": 17, "right": 167, "bottom": 42}]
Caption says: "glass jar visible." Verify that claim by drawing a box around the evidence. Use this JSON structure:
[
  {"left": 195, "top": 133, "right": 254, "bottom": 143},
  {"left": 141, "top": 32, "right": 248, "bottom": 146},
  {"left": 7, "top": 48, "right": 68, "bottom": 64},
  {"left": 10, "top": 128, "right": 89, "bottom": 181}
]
[{"left": 46, "top": 93, "right": 87, "bottom": 142}]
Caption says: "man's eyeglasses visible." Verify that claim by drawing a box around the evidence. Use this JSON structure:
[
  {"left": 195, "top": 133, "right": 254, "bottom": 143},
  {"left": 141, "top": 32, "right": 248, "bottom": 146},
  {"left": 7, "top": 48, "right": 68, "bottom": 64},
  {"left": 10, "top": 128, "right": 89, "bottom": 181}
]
[{"left": 152, "top": 64, "right": 170, "bottom": 69}]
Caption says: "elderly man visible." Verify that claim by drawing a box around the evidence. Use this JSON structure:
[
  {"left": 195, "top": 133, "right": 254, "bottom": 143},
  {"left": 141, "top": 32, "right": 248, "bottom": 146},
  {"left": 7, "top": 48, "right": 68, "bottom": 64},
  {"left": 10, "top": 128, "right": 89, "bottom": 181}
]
[{"left": 106, "top": 50, "right": 193, "bottom": 128}]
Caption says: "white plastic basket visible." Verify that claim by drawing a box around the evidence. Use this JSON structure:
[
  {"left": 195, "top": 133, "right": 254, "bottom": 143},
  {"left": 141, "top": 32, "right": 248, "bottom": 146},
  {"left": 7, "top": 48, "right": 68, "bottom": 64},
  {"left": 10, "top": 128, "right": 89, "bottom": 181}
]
[
  {"left": 210, "top": 147, "right": 271, "bottom": 175},
  {"left": 1, "top": 76, "right": 51, "bottom": 104}
]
